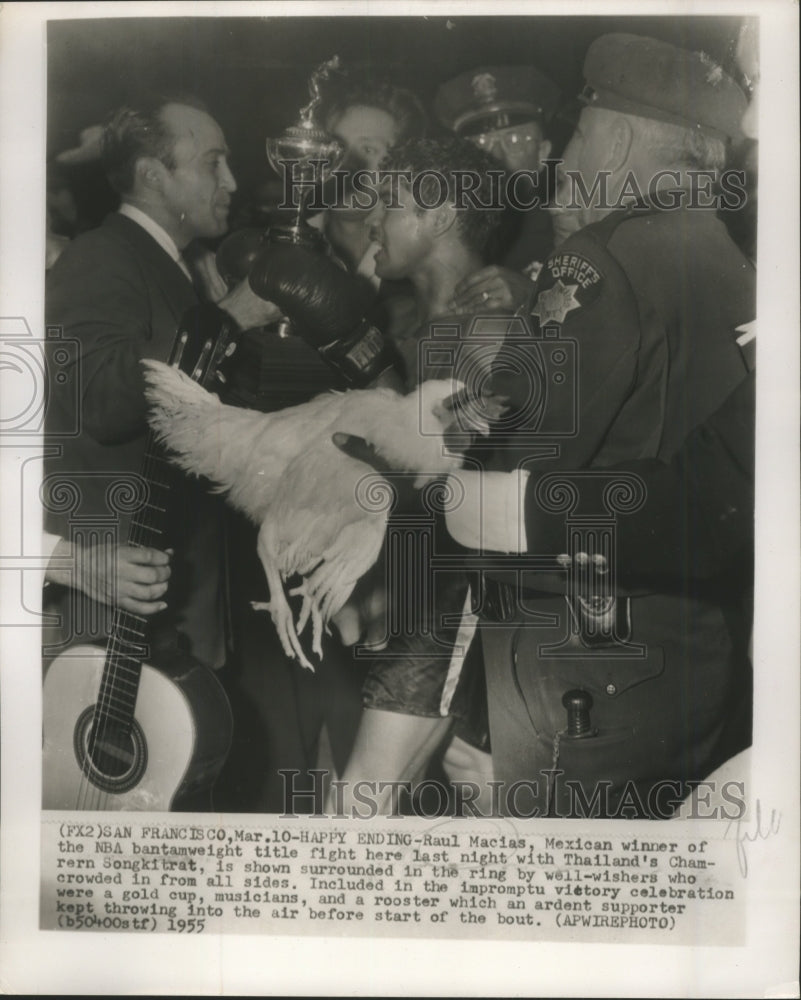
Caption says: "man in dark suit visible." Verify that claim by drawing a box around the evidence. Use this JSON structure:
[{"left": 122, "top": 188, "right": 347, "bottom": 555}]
[{"left": 44, "top": 96, "right": 277, "bottom": 668}]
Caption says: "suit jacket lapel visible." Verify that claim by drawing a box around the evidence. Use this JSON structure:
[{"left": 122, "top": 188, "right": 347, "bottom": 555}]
[{"left": 104, "top": 213, "right": 199, "bottom": 321}]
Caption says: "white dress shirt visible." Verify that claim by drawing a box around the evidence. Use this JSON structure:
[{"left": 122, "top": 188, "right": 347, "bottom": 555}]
[{"left": 118, "top": 202, "right": 194, "bottom": 284}]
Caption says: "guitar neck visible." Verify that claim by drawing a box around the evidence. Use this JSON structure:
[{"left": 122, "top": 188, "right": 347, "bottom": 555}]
[
  {"left": 95, "top": 436, "right": 177, "bottom": 733},
  {"left": 129, "top": 439, "right": 176, "bottom": 550},
  {"left": 95, "top": 310, "right": 235, "bottom": 735}
]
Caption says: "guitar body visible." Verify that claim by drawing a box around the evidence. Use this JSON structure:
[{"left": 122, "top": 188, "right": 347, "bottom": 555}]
[{"left": 43, "top": 645, "right": 233, "bottom": 811}]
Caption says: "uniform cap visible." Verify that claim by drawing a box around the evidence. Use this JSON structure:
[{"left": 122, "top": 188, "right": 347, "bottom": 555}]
[
  {"left": 582, "top": 33, "right": 747, "bottom": 142},
  {"left": 435, "top": 65, "right": 561, "bottom": 137}
]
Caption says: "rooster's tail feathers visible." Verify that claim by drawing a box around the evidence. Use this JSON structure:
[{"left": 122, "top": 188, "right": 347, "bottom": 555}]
[{"left": 142, "top": 359, "right": 235, "bottom": 486}]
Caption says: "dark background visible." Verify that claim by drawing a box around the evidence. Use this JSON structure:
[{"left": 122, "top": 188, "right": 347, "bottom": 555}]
[{"left": 48, "top": 14, "right": 746, "bottom": 222}]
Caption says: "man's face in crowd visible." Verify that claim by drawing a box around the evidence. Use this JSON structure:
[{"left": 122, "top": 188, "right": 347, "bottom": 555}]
[
  {"left": 557, "top": 106, "right": 615, "bottom": 226},
  {"left": 468, "top": 120, "right": 551, "bottom": 173},
  {"left": 158, "top": 103, "right": 237, "bottom": 242},
  {"left": 323, "top": 104, "right": 400, "bottom": 219},
  {"left": 328, "top": 104, "right": 400, "bottom": 172},
  {"left": 371, "top": 179, "right": 436, "bottom": 280}
]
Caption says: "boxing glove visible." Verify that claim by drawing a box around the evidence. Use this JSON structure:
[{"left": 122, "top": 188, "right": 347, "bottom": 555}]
[
  {"left": 247, "top": 240, "right": 398, "bottom": 387},
  {"left": 215, "top": 227, "right": 267, "bottom": 287}
]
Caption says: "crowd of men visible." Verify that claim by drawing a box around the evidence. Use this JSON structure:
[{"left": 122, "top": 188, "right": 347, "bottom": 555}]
[{"left": 43, "top": 25, "right": 758, "bottom": 818}]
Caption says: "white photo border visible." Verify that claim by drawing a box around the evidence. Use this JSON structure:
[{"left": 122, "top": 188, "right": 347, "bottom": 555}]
[{"left": 1, "top": 1, "right": 798, "bottom": 995}]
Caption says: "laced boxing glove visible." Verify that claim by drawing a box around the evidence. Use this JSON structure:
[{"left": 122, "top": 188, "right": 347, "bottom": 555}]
[{"left": 247, "top": 239, "right": 399, "bottom": 387}]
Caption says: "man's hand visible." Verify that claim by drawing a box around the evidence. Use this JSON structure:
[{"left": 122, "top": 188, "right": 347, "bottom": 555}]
[
  {"left": 451, "top": 265, "right": 534, "bottom": 314},
  {"left": 332, "top": 432, "right": 391, "bottom": 472},
  {"left": 183, "top": 244, "right": 230, "bottom": 303},
  {"left": 332, "top": 432, "right": 427, "bottom": 506},
  {"left": 218, "top": 277, "right": 283, "bottom": 330},
  {"left": 46, "top": 539, "right": 171, "bottom": 615}
]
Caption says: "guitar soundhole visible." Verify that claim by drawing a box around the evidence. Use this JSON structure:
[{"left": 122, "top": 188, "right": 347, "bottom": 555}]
[{"left": 74, "top": 707, "right": 148, "bottom": 793}]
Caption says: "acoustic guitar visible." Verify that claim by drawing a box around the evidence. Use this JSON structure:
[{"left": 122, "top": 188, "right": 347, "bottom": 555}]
[{"left": 43, "top": 305, "right": 236, "bottom": 811}]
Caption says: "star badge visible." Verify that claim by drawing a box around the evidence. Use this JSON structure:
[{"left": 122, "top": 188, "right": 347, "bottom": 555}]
[{"left": 531, "top": 279, "right": 582, "bottom": 326}]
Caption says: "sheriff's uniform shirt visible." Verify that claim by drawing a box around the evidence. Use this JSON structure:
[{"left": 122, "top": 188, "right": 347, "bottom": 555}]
[{"left": 470, "top": 203, "right": 755, "bottom": 816}]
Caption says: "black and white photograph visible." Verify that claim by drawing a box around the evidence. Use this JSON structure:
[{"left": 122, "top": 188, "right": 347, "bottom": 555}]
[{"left": 0, "top": 1, "right": 798, "bottom": 995}]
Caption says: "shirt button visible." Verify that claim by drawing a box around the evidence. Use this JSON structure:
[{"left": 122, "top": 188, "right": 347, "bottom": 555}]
[{"left": 606, "top": 683, "right": 617, "bottom": 696}]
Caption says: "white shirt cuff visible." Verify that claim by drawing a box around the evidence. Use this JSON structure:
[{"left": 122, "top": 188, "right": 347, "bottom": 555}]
[{"left": 445, "top": 470, "right": 530, "bottom": 553}]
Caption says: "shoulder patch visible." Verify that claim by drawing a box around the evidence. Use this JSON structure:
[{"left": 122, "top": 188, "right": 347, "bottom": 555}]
[
  {"left": 546, "top": 250, "right": 604, "bottom": 289},
  {"left": 530, "top": 251, "right": 605, "bottom": 327}
]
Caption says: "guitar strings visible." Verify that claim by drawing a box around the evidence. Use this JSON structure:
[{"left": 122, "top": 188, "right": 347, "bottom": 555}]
[{"left": 75, "top": 431, "right": 168, "bottom": 810}]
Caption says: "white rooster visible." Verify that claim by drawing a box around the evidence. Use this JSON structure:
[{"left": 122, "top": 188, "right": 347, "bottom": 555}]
[{"left": 143, "top": 361, "right": 474, "bottom": 670}]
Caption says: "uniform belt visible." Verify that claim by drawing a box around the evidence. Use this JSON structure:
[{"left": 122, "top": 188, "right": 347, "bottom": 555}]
[
  {"left": 481, "top": 560, "right": 656, "bottom": 622},
  {"left": 481, "top": 572, "right": 642, "bottom": 646},
  {"left": 481, "top": 566, "right": 575, "bottom": 619}
]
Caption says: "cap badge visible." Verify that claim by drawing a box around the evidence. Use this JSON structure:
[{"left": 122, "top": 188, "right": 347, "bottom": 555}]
[{"left": 471, "top": 72, "right": 498, "bottom": 104}]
